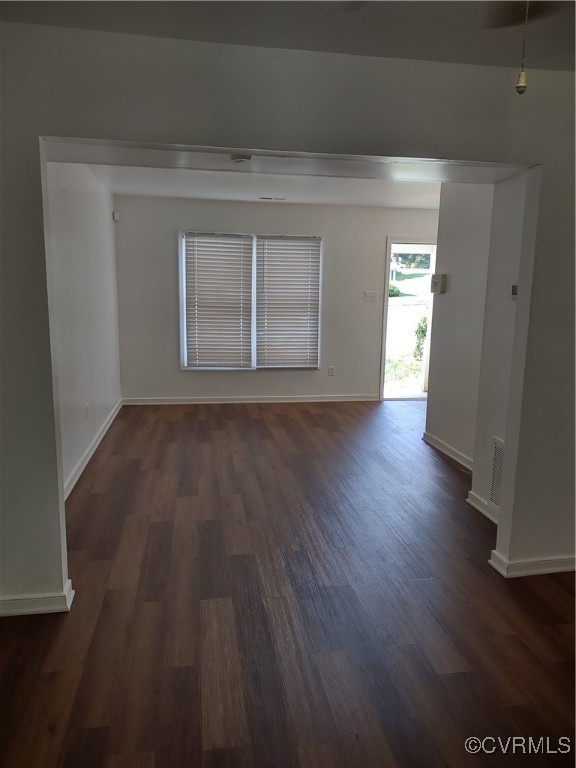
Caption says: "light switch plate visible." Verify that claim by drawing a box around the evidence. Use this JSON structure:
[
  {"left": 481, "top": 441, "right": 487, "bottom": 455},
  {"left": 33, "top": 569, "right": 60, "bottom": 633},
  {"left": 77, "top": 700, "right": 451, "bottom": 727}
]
[{"left": 364, "top": 290, "right": 379, "bottom": 302}]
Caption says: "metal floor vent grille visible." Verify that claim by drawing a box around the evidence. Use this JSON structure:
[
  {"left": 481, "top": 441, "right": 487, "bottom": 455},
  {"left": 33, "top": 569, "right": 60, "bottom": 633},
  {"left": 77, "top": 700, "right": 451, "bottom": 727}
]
[{"left": 490, "top": 437, "right": 505, "bottom": 509}]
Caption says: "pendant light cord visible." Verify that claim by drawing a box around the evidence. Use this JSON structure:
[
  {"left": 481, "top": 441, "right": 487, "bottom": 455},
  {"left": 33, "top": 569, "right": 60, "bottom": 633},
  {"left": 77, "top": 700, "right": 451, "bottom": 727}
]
[{"left": 520, "top": 0, "right": 530, "bottom": 72}]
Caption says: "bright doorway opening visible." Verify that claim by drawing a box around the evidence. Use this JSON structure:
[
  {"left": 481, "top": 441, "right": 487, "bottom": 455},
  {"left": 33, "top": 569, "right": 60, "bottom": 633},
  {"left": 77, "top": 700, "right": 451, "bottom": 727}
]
[{"left": 382, "top": 240, "right": 437, "bottom": 400}]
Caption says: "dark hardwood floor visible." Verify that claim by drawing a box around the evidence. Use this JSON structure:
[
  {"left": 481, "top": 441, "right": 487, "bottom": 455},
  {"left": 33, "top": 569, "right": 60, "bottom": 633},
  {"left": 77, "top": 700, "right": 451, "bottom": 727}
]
[{"left": 1, "top": 401, "right": 574, "bottom": 768}]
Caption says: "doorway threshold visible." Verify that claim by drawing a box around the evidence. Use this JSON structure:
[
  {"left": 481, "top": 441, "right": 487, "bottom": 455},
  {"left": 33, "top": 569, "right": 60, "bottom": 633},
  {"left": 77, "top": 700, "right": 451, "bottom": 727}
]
[{"left": 383, "top": 395, "right": 428, "bottom": 401}]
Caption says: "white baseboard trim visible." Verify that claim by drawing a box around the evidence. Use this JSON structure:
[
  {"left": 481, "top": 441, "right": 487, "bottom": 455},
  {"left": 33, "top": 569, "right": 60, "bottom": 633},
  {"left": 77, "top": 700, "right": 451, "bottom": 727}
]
[
  {"left": 422, "top": 432, "right": 473, "bottom": 471},
  {"left": 122, "top": 394, "right": 379, "bottom": 405},
  {"left": 64, "top": 400, "right": 122, "bottom": 499},
  {"left": 0, "top": 579, "right": 75, "bottom": 616},
  {"left": 466, "top": 491, "right": 498, "bottom": 524},
  {"left": 489, "top": 550, "right": 575, "bottom": 578}
]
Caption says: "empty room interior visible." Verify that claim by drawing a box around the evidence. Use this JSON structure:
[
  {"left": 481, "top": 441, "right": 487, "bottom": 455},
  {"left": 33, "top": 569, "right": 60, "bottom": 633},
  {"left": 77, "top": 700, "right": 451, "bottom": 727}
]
[{"left": 0, "top": 2, "right": 574, "bottom": 767}]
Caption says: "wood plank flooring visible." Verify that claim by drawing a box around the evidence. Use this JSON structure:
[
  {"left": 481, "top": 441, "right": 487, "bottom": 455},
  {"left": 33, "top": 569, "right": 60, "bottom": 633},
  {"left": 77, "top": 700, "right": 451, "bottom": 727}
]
[{"left": 1, "top": 401, "right": 574, "bottom": 767}]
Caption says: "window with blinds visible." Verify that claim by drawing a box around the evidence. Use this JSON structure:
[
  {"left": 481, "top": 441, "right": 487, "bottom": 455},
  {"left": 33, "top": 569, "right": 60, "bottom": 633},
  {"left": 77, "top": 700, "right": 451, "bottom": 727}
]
[
  {"left": 180, "top": 232, "right": 321, "bottom": 370},
  {"left": 256, "top": 236, "right": 321, "bottom": 368},
  {"left": 181, "top": 233, "right": 254, "bottom": 368}
]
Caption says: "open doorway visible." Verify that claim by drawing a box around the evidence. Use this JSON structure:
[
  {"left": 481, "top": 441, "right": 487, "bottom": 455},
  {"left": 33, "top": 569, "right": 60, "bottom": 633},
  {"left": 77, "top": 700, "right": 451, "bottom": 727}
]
[
  {"left": 382, "top": 238, "right": 437, "bottom": 400},
  {"left": 39, "top": 138, "right": 540, "bottom": 590}
]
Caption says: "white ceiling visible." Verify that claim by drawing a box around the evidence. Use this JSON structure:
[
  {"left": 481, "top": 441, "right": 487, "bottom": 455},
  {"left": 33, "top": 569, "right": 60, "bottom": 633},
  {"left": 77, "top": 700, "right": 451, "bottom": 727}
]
[
  {"left": 86, "top": 164, "right": 442, "bottom": 209},
  {"left": 2, "top": 1, "right": 574, "bottom": 71}
]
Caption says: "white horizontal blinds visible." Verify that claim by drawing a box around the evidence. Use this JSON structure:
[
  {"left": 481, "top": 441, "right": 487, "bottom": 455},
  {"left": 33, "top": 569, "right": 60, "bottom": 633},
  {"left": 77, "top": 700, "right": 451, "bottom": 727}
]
[
  {"left": 256, "top": 236, "right": 321, "bottom": 368},
  {"left": 184, "top": 233, "right": 254, "bottom": 368}
]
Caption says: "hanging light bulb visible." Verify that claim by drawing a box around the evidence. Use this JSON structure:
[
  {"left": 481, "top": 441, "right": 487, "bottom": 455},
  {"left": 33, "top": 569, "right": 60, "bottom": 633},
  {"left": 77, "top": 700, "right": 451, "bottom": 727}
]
[{"left": 515, "top": 1, "right": 530, "bottom": 95}]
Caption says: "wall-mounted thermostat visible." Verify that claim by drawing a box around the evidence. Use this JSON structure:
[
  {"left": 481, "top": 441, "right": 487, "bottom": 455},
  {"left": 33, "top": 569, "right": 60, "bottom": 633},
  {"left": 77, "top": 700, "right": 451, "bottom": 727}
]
[
  {"left": 511, "top": 281, "right": 519, "bottom": 301},
  {"left": 431, "top": 273, "right": 447, "bottom": 294}
]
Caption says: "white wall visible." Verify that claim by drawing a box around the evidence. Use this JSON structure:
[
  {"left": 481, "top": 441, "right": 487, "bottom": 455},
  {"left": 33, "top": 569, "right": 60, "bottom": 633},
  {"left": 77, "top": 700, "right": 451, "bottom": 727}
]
[
  {"left": 0, "top": 22, "right": 573, "bottom": 607},
  {"left": 491, "top": 167, "right": 571, "bottom": 571},
  {"left": 45, "top": 163, "right": 122, "bottom": 495},
  {"left": 468, "top": 174, "right": 527, "bottom": 518},
  {"left": 425, "top": 184, "right": 494, "bottom": 468},
  {"left": 114, "top": 195, "right": 438, "bottom": 402}
]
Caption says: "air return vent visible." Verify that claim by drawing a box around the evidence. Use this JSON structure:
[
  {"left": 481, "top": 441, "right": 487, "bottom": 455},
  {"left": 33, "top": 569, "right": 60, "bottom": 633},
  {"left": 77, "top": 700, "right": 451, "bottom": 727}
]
[{"left": 489, "top": 438, "right": 505, "bottom": 509}]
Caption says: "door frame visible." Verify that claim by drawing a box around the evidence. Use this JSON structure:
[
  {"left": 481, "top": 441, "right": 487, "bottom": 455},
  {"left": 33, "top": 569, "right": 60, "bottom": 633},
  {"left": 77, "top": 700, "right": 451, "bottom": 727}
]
[{"left": 379, "top": 235, "right": 438, "bottom": 401}]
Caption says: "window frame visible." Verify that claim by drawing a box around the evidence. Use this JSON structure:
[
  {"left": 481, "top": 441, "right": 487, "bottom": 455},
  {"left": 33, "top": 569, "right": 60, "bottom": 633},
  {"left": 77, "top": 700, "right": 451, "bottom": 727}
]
[{"left": 179, "top": 231, "right": 322, "bottom": 371}]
